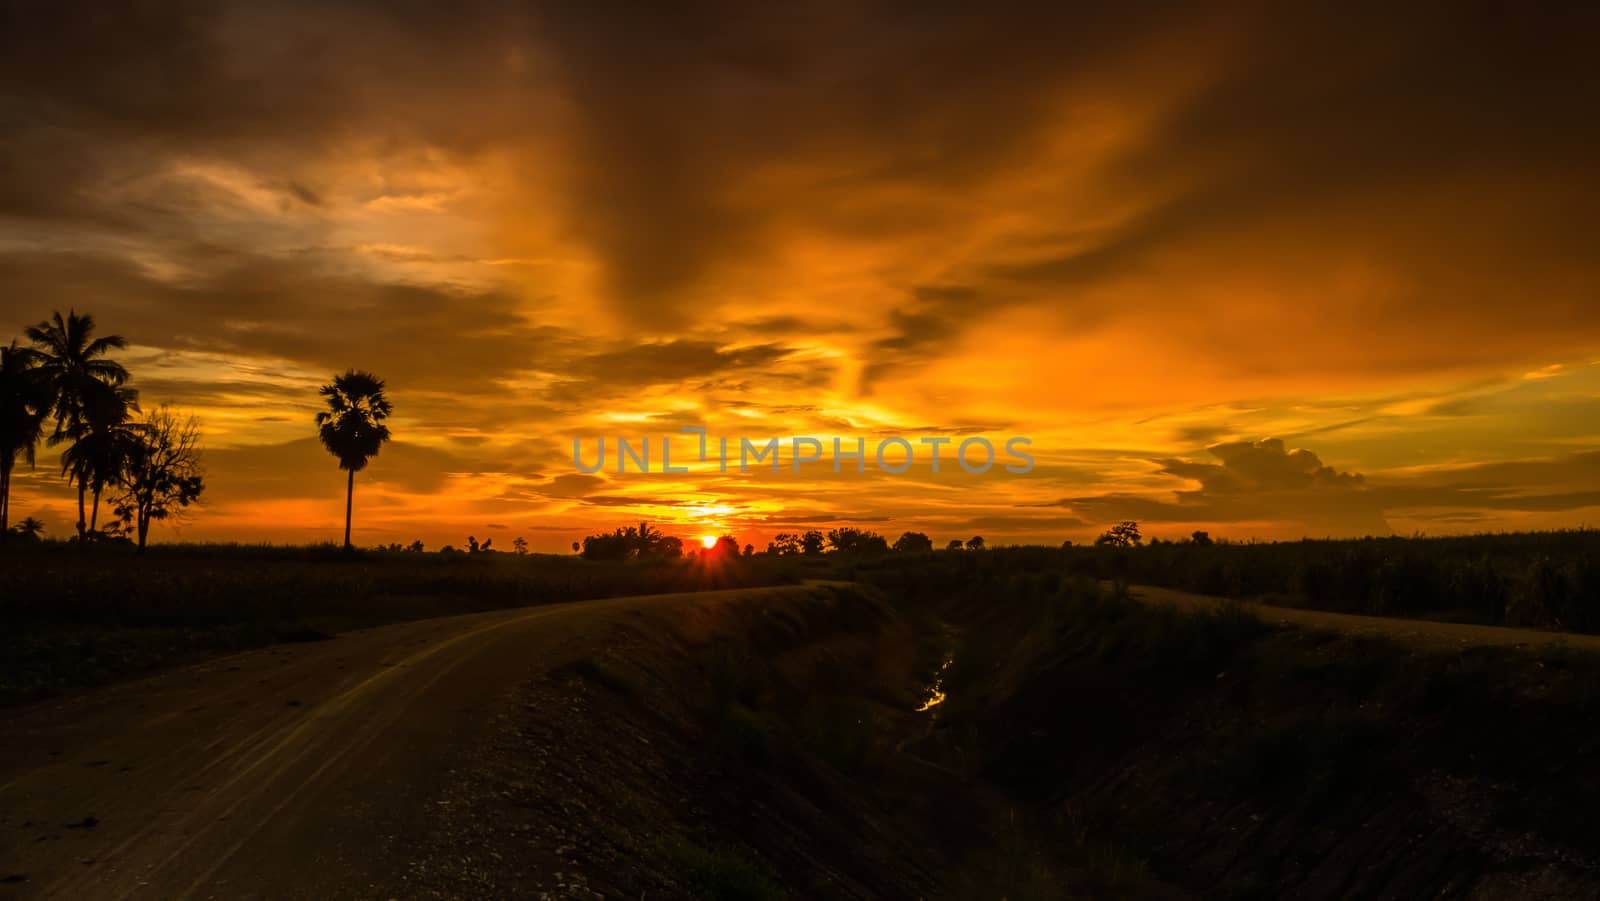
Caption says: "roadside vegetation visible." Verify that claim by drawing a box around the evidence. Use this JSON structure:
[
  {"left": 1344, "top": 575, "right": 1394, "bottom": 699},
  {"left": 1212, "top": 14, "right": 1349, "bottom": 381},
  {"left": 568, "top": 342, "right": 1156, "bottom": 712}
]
[
  {"left": 904, "top": 569, "right": 1600, "bottom": 898},
  {"left": 1059, "top": 528, "right": 1600, "bottom": 632}
]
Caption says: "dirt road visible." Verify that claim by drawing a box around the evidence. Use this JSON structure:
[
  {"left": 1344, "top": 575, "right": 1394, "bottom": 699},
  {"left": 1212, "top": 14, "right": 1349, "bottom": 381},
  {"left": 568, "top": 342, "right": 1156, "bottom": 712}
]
[
  {"left": 0, "top": 586, "right": 799, "bottom": 900},
  {"left": 1130, "top": 584, "right": 1600, "bottom": 652}
]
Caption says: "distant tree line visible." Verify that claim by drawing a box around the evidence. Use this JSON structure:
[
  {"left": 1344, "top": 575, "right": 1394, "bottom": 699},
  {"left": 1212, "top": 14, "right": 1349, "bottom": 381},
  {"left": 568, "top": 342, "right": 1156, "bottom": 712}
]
[
  {"left": 563, "top": 524, "right": 996, "bottom": 561},
  {"left": 560, "top": 519, "right": 1229, "bottom": 563},
  {"left": 579, "top": 521, "right": 686, "bottom": 560}
]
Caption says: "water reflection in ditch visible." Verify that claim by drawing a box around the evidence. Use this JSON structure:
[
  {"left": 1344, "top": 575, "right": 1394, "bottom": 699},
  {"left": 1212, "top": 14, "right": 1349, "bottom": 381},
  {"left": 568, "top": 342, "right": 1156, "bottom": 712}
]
[{"left": 916, "top": 655, "right": 953, "bottom": 712}]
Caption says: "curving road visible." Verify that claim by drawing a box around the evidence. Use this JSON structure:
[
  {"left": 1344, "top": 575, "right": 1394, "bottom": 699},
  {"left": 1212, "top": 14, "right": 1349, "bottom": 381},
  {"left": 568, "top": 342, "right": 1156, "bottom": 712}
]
[{"left": 0, "top": 587, "right": 794, "bottom": 900}]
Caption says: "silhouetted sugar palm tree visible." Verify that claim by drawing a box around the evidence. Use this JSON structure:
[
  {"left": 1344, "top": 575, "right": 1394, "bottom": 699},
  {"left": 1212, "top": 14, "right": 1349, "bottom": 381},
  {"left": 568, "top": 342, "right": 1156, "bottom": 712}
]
[
  {"left": 315, "top": 370, "right": 392, "bottom": 550},
  {"left": 26, "top": 311, "right": 136, "bottom": 541},
  {"left": 0, "top": 342, "right": 50, "bottom": 544}
]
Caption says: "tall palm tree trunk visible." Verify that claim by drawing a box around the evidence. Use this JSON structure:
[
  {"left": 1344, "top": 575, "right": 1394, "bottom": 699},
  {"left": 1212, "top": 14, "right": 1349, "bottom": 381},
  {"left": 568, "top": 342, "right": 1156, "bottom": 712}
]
[
  {"left": 344, "top": 468, "right": 354, "bottom": 550},
  {"left": 76, "top": 482, "right": 87, "bottom": 543},
  {"left": 0, "top": 459, "right": 10, "bottom": 545},
  {"left": 89, "top": 483, "right": 102, "bottom": 533}
]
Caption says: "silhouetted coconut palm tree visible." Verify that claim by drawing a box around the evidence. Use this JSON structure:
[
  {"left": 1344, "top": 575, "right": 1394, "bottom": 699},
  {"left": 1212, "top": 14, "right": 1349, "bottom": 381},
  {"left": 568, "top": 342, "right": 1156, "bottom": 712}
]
[
  {"left": 315, "top": 370, "right": 392, "bottom": 550},
  {"left": 25, "top": 311, "right": 133, "bottom": 437},
  {"left": 0, "top": 342, "right": 50, "bottom": 544},
  {"left": 12, "top": 516, "right": 45, "bottom": 541},
  {"left": 60, "top": 415, "right": 142, "bottom": 535},
  {"left": 26, "top": 311, "right": 136, "bottom": 541}
]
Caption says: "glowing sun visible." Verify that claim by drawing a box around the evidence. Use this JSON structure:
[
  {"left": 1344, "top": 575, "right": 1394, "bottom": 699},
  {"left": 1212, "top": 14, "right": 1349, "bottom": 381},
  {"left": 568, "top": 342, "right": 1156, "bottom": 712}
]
[{"left": 700, "top": 535, "right": 718, "bottom": 549}]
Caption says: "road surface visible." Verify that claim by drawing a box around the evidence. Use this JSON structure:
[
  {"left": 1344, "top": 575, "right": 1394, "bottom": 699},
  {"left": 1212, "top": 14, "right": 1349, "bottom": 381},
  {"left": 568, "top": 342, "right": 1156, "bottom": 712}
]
[
  {"left": 0, "top": 586, "right": 798, "bottom": 900},
  {"left": 1129, "top": 584, "right": 1600, "bottom": 652}
]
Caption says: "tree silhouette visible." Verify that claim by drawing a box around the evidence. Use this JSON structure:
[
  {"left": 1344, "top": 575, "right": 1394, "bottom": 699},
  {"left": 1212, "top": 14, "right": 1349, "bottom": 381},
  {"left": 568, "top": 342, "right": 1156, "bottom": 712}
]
[
  {"left": 1191, "top": 530, "right": 1213, "bottom": 546},
  {"left": 1094, "top": 521, "right": 1142, "bottom": 547},
  {"left": 314, "top": 370, "right": 392, "bottom": 550},
  {"left": 965, "top": 535, "right": 985, "bottom": 550},
  {"left": 10, "top": 516, "right": 44, "bottom": 541},
  {"left": 946, "top": 539, "right": 963, "bottom": 550},
  {"left": 800, "top": 530, "right": 826, "bottom": 555},
  {"left": 892, "top": 531, "right": 933, "bottom": 552},
  {"left": 513, "top": 536, "right": 528, "bottom": 555},
  {"left": 60, "top": 415, "right": 142, "bottom": 537},
  {"left": 826, "top": 527, "right": 889, "bottom": 555},
  {"left": 0, "top": 342, "right": 49, "bottom": 545},
  {"left": 579, "top": 521, "right": 685, "bottom": 560},
  {"left": 636, "top": 521, "right": 662, "bottom": 548},
  {"left": 26, "top": 311, "right": 135, "bottom": 542},
  {"left": 113, "top": 406, "right": 204, "bottom": 551}
]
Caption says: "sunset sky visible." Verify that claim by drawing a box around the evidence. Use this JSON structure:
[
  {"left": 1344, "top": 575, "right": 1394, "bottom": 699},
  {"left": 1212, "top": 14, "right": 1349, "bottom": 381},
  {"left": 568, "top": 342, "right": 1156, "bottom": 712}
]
[{"left": 3, "top": 3, "right": 1598, "bottom": 550}]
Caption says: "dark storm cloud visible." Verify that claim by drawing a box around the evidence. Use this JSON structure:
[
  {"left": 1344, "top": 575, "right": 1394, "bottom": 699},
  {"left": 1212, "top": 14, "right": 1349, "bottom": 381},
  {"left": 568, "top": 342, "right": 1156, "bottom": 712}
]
[
  {"left": 1040, "top": 443, "right": 1600, "bottom": 537},
  {"left": 0, "top": 250, "right": 572, "bottom": 393},
  {"left": 525, "top": 3, "right": 1188, "bottom": 324},
  {"left": 1039, "top": 438, "right": 1387, "bottom": 535},
  {"left": 2, "top": 244, "right": 816, "bottom": 417},
  {"left": 1158, "top": 438, "right": 1365, "bottom": 495},
  {"left": 0, "top": 1, "right": 538, "bottom": 215},
  {"left": 6, "top": 1, "right": 1600, "bottom": 342},
  {"left": 537, "top": 3, "right": 1600, "bottom": 368}
]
